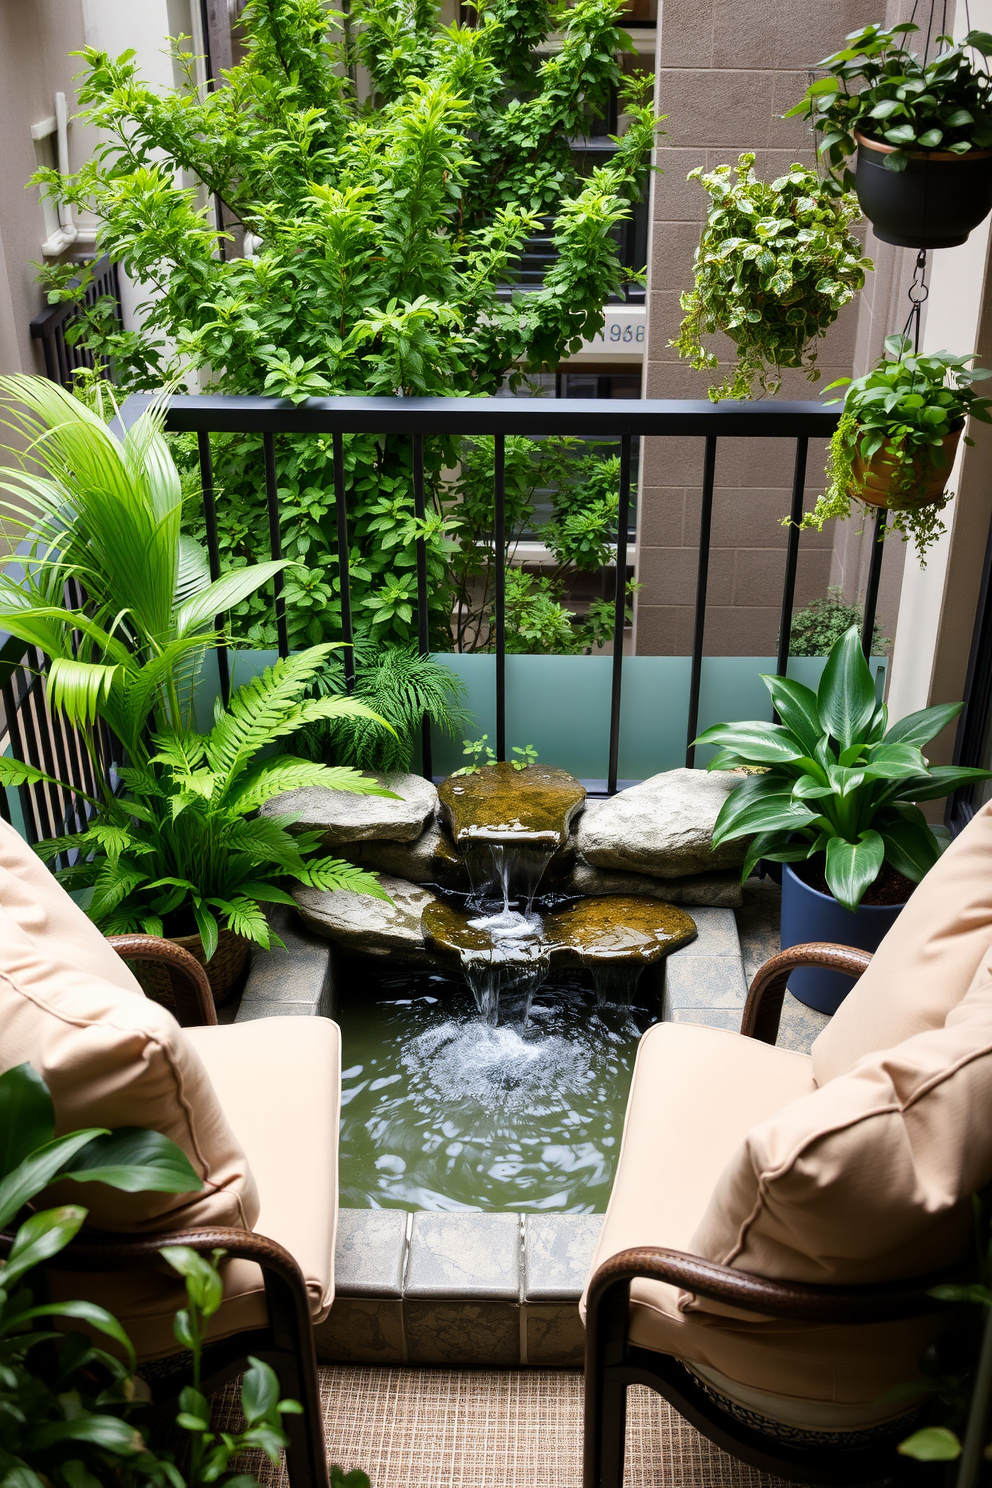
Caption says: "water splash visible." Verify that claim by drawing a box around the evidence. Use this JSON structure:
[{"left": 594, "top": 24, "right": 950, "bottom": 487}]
[{"left": 460, "top": 908, "right": 550, "bottom": 1023}]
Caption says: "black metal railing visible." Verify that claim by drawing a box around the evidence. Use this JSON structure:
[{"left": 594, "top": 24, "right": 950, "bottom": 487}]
[
  {"left": 29, "top": 254, "right": 123, "bottom": 389},
  {"left": 3, "top": 393, "right": 923, "bottom": 832}
]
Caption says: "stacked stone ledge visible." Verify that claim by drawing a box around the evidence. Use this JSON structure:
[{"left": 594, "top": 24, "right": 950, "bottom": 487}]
[{"left": 260, "top": 767, "right": 748, "bottom": 955}]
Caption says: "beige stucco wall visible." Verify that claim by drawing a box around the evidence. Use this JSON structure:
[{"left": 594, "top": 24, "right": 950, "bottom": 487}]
[{"left": 0, "top": 0, "right": 93, "bottom": 378}]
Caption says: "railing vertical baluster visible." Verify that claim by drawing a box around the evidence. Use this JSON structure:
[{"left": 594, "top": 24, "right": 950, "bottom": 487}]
[
  {"left": 861, "top": 508, "right": 888, "bottom": 657},
  {"left": 18, "top": 679, "right": 53, "bottom": 843},
  {"left": 263, "top": 433, "right": 289, "bottom": 659},
  {"left": 775, "top": 437, "right": 809, "bottom": 681},
  {"left": 608, "top": 434, "right": 632, "bottom": 795},
  {"left": 198, "top": 432, "right": 230, "bottom": 705},
  {"left": 333, "top": 433, "right": 355, "bottom": 693},
  {"left": 411, "top": 434, "right": 433, "bottom": 781},
  {"left": 494, "top": 435, "right": 506, "bottom": 763},
  {"left": 30, "top": 659, "right": 67, "bottom": 837},
  {"left": 1, "top": 679, "right": 33, "bottom": 840},
  {"left": 685, "top": 436, "right": 718, "bottom": 768}
]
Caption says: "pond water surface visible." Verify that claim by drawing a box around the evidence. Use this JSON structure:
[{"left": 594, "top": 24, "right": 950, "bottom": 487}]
[{"left": 336, "top": 959, "right": 655, "bottom": 1212}]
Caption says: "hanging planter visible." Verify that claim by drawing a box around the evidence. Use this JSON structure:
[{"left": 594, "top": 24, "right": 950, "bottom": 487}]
[
  {"left": 854, "top": 132, "right": 992, "bottom": 248},
  {"left": 787, "top": 21, "right": 992, "bottom": 248},
  {"left": 798, "top": 334, "right": 992, "bottom": 561},
  {"left": 672, "top": 154, "right": 870, "bottom": 401}
]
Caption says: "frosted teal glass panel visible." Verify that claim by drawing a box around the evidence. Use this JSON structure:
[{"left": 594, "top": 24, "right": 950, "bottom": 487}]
[{"left": 185, "top": 649, "right": 887, "bottom": 786}]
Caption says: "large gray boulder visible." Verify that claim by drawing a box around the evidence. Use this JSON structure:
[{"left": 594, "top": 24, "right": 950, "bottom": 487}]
[
  {"left": 574, "top": 768, "right": 747, "bottom": 878},
  {"left": 293, "top": 875, "right": 438, "bottom": 961},
  {"left": 336, "top": 817, "right": 470, "bottom": 890},
  {"left": 263, "top": 772, "right": 437, "bottom": 844}
]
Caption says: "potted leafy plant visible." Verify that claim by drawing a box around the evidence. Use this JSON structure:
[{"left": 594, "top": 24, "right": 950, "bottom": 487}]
[
  {"left": 798, "top": 334, "right": 992, "bottom": 563},
  {"left": 672, "top": 153, "right": 871, "bottom": 400},
  {"left": 0, "top": 1061, "right": 370, "bottom": 1488},
  {"left": 0, "top": 379, "right": 393, "bottom": 1002},
  {"left": 694, "top": 627, "right": 992, "bottom": 1012},
  {"left": 11, "top": 648, "right": 394, "bottom": 1004},
  {"left": 787, "top": 22, "right": 992, "bottom": 247}
]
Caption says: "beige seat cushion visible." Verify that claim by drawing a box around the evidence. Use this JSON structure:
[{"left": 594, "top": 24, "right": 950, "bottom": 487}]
[
  {"left": 813, "top": 800, "right": 992, "bottom": 1084},
  {"left": 0, "top": 819, "right": 141, "bottom": 995},
  {"left": 0, "top": 905, "right": 258, "bottom": 1233},
  {"left": 583, "top": 1021, "right": 946, "bottom": 1425},
  {"left": 53, "top": 1017, "right": 341, "bottom": 1360}
]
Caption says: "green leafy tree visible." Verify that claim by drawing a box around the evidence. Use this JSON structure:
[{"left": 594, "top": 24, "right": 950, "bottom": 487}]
[{"left": 39, "top": 0, "right": 660, "bottom": 652}]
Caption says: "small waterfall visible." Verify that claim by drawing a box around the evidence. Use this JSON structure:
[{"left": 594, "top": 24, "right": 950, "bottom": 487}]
[
  {"left": 462, "top": 841, "right": 557, "bottom": 914},
  {"left": 589, "top": 962, "right": 643, "bottom": 1009},
  {"left": 460, "top": 908, "right": 550, "bottom": 1025}
]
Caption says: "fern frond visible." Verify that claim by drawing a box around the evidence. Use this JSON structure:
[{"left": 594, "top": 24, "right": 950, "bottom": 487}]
[
  {"left": 203, "top": 645, "right": 343, "bottom": 784},
  {"left": 297, "top": 858, "right": 393, "bottom": 899},
  {"left": 220, "top": 896, "right": 272, "bottom": 946},
  {"left": 226, "top": 757, "right": 395, "bottom": 814}
]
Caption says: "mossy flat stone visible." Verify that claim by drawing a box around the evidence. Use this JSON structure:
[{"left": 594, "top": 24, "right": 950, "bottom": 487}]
[
  {"left": 423, "top": 895, "right": 696, "bottom": 971},
  {"left": 543, "top": 896, "right": 697, "bottom": 967},
  {"left": 438, "top": 762, "right": 586, "bottom": 850}
]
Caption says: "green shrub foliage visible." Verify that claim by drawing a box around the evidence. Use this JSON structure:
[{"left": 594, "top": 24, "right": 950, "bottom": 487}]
[
  {"left": 39, "top": 0, "right": 660, "bottom": 651},
  {"left": 789, "top": 587, "right": 889, "bottom": 657}
]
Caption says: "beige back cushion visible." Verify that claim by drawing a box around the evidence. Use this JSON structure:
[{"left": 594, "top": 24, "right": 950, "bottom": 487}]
[
  {"left": 0, "top": 819, "right": 142, "bottom": 995},
  {"left": 0, "top": 904, "right": 259, "bottom": 1233},
  {"left": 687, "top": 959, "right": 992, "bottom": 1300},
  {"left": 813, "top": 801, "right": 992, "bottom": 1085}
]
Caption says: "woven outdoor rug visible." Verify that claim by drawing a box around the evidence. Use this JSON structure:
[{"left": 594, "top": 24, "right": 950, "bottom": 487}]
[{"left": 213, "top": 1367, "right": 799, "bottom": 1488}]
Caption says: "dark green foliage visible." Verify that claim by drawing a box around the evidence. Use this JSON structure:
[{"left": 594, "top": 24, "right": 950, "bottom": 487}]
[
  {"left": 297, "top": 643, "right": 470, "bottom": 772},
  {"left": 37, "top": 0, "right": 661, "bottom": 652},
  {"left": 802, "top": 333, "right": 992, "bottom": 561},
  {"left": 673, "top": 154, "right": 870, "bottom": 400},
  {"left": 786, "top": 22, "right": 992, "bottom": 190},
  {"left": 695, "top": 626, "right": 992, "bottom": 911},
  {"left": 789, "top": 587, "right": 889, "bottom": 657}
]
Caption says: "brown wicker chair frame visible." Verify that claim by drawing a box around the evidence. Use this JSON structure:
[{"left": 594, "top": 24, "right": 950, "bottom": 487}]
[
  {"left": 0, "top": 937, "right": 329, "bottom": 1488},
  {"left": 583, "top": 943, "right": 949, "bottom": 1488}
]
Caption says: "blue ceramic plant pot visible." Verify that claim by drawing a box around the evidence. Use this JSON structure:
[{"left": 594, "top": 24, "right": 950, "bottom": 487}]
[{"left": 780, "top": 864, "right": 906, "bottom": 1015}]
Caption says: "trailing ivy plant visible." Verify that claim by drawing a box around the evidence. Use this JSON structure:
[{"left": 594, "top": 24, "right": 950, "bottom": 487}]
[
  {"left": 800, "top": 334, "right": 992, "bottom": 563},
  {"left": 786, "top": 22, "right": 992, "bottom": 192},
  {"left": 672, "top": 154, "right": 871, "bottom": 401},
  {"left": 37, "top": 0, "right": 661, "bottom": 653}
]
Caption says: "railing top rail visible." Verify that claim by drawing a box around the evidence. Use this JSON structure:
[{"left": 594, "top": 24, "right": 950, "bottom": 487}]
[{"left": 119, "top": 392, "right": 841, "bottom": 439}]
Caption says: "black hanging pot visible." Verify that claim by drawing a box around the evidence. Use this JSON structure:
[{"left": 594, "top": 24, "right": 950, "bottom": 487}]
[{"left": 854, "top": 131, "right": 992, "bottom": 249}]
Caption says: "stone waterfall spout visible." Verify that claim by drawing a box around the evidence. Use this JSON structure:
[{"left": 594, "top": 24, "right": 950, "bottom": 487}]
[{"left": 430, "top": 765, "right": 697, "bottom": 1024}]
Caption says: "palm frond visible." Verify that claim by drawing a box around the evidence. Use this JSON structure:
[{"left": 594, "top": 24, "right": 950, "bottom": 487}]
[{"left": 47, "top": 657, "right": 120, "bottom": 729}]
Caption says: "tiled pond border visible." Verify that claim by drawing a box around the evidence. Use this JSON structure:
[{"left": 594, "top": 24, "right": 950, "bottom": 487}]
[{"left": 234, "top": 904, "right": 749, "bottom": 1364}]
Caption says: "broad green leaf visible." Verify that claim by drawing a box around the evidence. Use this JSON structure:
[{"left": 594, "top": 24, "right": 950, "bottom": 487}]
[
  {"left": 63, "top": 1128, "right": 201, "bottom": 1195},
  {"left": 893, "top": 765, "right": 992, "bottom": 802},
  {"left": 173, "top": 560, "right": 294, "bottom": 636},
  {"left": 741, "top": 831, "right": 811, "bottom": 880},
  {"left": 27, "top": 1415, "right": 145, "bottom": 1455},
  {"left": 761, "top": 674, "right": 823, "bottom": 754},
  {"left": 7, "top": 1300, "right": 135, "bottom": 1370},
  {"left": 865, "top": 742, "right": 927, "bottom": 775},
  {"left": 0, "top": 1205, "right": 87, "bottom": 1288},
  {"left": 884, "top": 700, "right": 964, "bottom": 748},
  {"left": 192, "top": 899, "right": 219, "bottom": 962},
  {"left": 711, "top": 771, "right": 793, "bottom": 838},
  {"left": 817, "top": 627, "right": 877, "bottom": 749},
  {"left": 823, "top": 831, "right": 885, "bottom": 911},
  {"left": 242, "top": 1355, "right": 281, "bottom": 1424},
  {"left": 161, "top": 1245, "right": 225, "bottom": 1318},
  {"left": 897, "top": 1427, "right": 961, "bottom": 1461},
  {"left": 0, "top": 1064, "right": 54, "bottom": 1181},
  {"left": 0, "top": 1130, "right": 108, "bottom": 1228},
  {"left": 712, "top": 792, "right": 816, "bottom": 845},
  {"left": 880, "top": 819, "right": 940, "bottom": 883},
  {"left": 691, "top": 721, "right": 807, "bottom": 765}
]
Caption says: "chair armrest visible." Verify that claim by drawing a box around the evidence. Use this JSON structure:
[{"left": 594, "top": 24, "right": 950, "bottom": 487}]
[
  {"left": 587, "top": 1245, "right": 944, "bottom": 1327},
  {"left": 741, "top": 943, "right": 873, "bottom": 1045},
  {"left": 0, "top": 1225, "right": 312, "bottom": 1357},
  {"left": 107, "top": 935, "right": 217, "bottom": 1027}
]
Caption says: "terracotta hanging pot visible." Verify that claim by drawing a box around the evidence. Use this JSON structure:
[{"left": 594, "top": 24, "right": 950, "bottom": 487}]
[
  {"left": 851, "top": 420, "right": 963, "bottom": 510},
  {"left": 854, "top": 132, "right": 992, "bottom": 249},
  {"left": 131, "top": 925, "right": 252, "bottom": 1010}
]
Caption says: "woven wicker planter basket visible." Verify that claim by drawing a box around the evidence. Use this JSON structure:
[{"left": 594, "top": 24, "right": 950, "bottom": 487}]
[
  {"left": 130, "top": 926, "right": 252, "bottom": 1012},
  {"left": 852, "top": 424, "right": 962, "bottom": 510}
]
